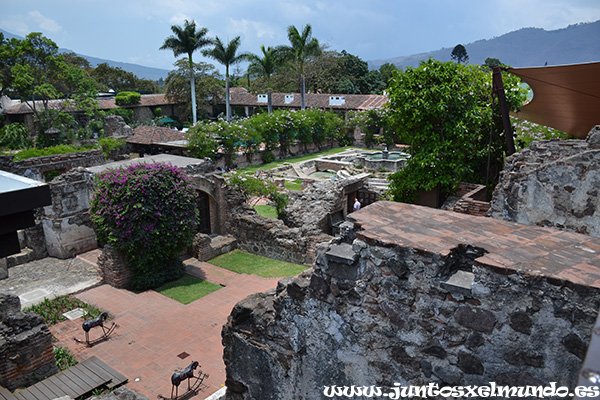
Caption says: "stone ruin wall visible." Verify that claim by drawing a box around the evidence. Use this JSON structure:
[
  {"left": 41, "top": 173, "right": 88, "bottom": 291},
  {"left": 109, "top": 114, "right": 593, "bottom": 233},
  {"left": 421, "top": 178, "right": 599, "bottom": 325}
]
[
  {"left": 224, "top": 177, "right": 368, "bottom": 266},
  {"left": 0, "top": 292, "right": 58, "bottom": 390},
  {"left": 41, "top": 168, "right": 98, "bottom": 259},
  {"left": 222, "top": 214, "right": 600, "bottom": 399},
  {"left": 488, "top": 126, "right": 600, "bottom": 237}
]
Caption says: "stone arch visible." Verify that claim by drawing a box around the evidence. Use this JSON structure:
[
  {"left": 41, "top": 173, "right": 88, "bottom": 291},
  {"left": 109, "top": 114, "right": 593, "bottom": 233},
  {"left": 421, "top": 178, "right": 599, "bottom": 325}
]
[{"left": 190, "top": 175, "right": 226, "bottom": 235}]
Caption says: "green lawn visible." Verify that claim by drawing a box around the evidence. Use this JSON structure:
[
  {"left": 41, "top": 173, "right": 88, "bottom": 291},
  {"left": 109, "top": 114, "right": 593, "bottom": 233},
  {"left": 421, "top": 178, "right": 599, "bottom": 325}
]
[
  {"left": 284, "top": 179, "right": 303, "bottom": 191},
  {"left": 254, "top": 204, "right": 278, "bottom": 218},
  {"left": 238, "top": 146, "right": 370, "bottom": 173},
  {"left": 155, "top": 275, "right": 222, "bottom": 304},
  {"left": 208, "top": 250, "right": 307, "bottom": 278}
]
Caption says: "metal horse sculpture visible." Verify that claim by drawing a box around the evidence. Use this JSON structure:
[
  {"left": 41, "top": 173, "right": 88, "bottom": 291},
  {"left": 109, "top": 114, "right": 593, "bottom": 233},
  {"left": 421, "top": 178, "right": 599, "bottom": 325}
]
[
  {"left": 170, "top": 361, "right": 209, "bottom": 399},
  {"left": 76, "top": 312, "right": 117, "bottom": 346}
]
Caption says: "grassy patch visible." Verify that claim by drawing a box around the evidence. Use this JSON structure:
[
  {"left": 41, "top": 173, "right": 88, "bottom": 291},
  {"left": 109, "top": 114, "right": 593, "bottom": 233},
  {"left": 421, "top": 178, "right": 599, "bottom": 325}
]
[
  {"left": 285, "top": 180, "right": 303, "bottom": 191},
  {"left": 238, "top": 146, "right": 369, "bottom": 173},
  {"left": 155, "top": 274, "right": 222, "bottom": 304},
  {"left": 253, "top": 204, "right": 278, "bottom": 218},
  {"left": 54, "top": 346, "right": 78, "bottom": 371},
  {"left": 208, "top": 250, "right": 307, "bottom": 278},
  {"left": 24, "top": 295, "right": 105, "bottom": 326}
]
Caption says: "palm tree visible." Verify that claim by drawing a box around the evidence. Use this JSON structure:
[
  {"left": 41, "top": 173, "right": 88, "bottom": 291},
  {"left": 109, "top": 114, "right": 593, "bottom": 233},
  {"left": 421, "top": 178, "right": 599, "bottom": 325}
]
[
  {"left": 247, "top": 45, "right": 283, "bottom": 113},
  {"left": 280, "top": 24, "right": 321, "bottom": 110},
  {"left": 203, "top": 36, "right": 249, "bottom": 122},
  {"left": 160, "top": 20, "right": 211, "bottom": 124}
]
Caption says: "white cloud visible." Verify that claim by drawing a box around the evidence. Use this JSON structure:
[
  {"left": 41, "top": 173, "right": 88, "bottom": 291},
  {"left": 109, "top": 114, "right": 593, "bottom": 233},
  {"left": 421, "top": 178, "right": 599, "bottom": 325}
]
[
  {"left": 228, "top": 18, "right": 276, "bottom": 40},
  {"left": 28, "top": 11, "right": 63, "bottom": 33}
]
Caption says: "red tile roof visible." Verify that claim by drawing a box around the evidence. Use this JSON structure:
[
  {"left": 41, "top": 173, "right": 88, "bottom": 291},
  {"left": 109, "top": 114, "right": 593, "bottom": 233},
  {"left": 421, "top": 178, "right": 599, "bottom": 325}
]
[
  {"left": 127, "top": 125, "right": 185, "bottom": 145},
  {"left": 2, "top": 94, "right": 177, "bottom": 115},
  {"left": 228, "top": 87, "right": 388, "bottom": 111}
]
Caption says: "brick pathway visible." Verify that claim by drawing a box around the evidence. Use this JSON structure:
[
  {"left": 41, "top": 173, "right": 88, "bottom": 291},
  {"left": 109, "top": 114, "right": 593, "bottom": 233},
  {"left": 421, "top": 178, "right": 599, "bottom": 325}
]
[{"left": 50, "top": 263, "right": 280, "bottom": 399}]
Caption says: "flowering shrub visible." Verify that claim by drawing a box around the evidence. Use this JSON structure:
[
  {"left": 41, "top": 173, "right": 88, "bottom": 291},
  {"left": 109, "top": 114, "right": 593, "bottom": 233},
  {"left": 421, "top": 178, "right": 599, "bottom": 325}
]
[
  {"left": 512, "top": 117, "right": 572, "bottom": 151},
  {"left": 225, "top": 171, "right": 288, "bottom": 218},
  {"left": 90, "top": 163, "right": 198, "bottom": 290},
  {"left": 185, "top": 109, "right": 345, "bottom": 164}
]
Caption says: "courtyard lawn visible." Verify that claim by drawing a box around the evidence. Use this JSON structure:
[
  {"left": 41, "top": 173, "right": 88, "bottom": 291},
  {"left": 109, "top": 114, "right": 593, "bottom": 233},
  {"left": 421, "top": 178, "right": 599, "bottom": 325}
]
[
  {"left": 238, "top": 146, "right": 370, "bottom": 173},
  {"left": 253, "top": 204, "right": 278, "bottom": 218},
  {"left": 155, "top": 275, "right": 222, "bottom": 304},
  {"left": 208, "top": 250, "right": 307, "bottom": 278}
]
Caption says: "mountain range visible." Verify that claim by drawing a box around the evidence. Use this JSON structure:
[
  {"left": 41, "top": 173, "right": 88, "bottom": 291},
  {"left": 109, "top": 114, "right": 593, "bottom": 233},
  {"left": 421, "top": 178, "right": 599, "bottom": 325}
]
[
  {"left": 3, "top": 20, "right": 599, "bottom": 81},
  {"left": 369, "top": 20, "right": 600, "bottom": 70}
]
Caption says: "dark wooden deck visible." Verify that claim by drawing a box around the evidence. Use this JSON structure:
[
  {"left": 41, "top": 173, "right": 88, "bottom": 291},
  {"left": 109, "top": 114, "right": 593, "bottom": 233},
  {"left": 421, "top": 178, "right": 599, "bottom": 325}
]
[{"left": 2, "top": 356, "right": 127, "bottom": 400}]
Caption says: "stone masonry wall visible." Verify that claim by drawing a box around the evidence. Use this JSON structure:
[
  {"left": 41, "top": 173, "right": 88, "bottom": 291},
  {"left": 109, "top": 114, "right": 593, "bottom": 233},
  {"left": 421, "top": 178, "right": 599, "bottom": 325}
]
[
  {"left": 222, "top": 202, "right": 600, "bottom": 400},
  {"left": 0, "top": 149, "right": 105, "bottom": 182},
  {"left": 0, "top": 292, "right": 58, "bottom": 390},
  {"left": 488, "top": 126, "right": 600, "bottom": 237},
  {"left": 41, "top": 168, "right": 98, "bottom": 259},
  {"left": 97, "top": 244, "right": 132, "bottom": 289}
]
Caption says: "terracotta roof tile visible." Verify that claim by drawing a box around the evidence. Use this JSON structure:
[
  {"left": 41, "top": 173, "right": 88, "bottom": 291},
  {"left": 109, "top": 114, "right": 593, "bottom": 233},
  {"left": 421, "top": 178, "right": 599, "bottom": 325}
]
[
  {"left": 228, "top": 87, "right": 388, "bottom": 111},
  {"left": 2, "top": 94, "right": 177, "bottom": 115},
  {"left": 127, "top": 126, "right": 185, "bottom": 145}
]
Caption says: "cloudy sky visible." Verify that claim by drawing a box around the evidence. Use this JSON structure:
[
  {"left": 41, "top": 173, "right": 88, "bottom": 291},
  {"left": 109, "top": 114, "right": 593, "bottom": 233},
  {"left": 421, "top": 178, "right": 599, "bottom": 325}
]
[{"left": 1, "top": 0, "right": 598, "bottom": 73}]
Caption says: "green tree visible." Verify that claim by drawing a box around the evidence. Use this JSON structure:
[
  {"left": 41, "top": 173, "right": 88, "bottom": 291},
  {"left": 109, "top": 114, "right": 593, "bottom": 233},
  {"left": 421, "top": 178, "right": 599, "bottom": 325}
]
[
  {"left": 203, "top": 36, "right": 249, "bottom": 122},
  {"left": 163, "top": 58, "right": 222, "bottom": 122},
  {"left": 387, "top": 59, "right": 525, "bottom": 202},
  {"left": 280, "top": 24, "right": 321, "bottom": 109},
  {"left": 451, "top": 44, "right": 469, "bottom": 64},
  {"left": 379, "top": 62, "right": 399, "bottom": 87},
  {"left": 247, "top": 45, "right": 284, "bottom": 113},
  {"left": 9, "top": 33, "right": 98, "bottom": 146},
  {"left": 160, "top": 20, "right": 212, "bottom": 124},
  {"left": 484, "top": 57, "right": 502, "bottom": 68}
]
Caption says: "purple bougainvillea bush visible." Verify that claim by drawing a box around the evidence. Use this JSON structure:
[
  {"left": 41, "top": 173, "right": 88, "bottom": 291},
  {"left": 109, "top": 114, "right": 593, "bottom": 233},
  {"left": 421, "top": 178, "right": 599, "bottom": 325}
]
[{"left": 90, "top": 162, "right": 198, "bottom": 289}]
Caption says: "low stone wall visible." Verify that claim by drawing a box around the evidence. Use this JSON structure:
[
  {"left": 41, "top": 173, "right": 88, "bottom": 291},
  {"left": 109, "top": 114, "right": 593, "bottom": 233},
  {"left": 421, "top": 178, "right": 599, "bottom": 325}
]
[
  {"left": 0, "top": 149, "right": 105, "bottom": 182},
  {"left": 453, "top": 183, "right": 490, "bottom": 216},
  {"left": 488, "top": 127, "right": 600, "bottom": 237},
  {"left": 222, "top": 202, "right": 600, "bottom": 399},
  {"left": 0, "top": 292, "right": 58, "bottom": 390},
  {"left": 191, "top": 233, "right": 238, "bottom": 261}
]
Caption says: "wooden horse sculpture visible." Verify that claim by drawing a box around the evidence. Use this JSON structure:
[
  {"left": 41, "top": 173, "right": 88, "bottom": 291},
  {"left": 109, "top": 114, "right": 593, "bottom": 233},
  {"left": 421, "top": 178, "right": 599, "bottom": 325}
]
[
  {"left": 77, "top": 312, "right": 116, "bottom": 346},
  {"left": 171, "top": 361, "right": 199, "bottom": 398}
]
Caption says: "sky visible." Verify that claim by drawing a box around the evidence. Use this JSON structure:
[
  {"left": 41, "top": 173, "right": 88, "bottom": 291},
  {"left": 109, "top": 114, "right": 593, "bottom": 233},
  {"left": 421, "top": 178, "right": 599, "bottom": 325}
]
[{"left": 1, "top": 0, "right": 599, "bottom": 74}]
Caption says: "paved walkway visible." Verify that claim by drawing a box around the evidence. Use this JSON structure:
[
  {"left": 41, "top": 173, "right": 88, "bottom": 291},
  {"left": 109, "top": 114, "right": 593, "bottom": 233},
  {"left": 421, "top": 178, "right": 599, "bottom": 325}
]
[
  {"left": 49, "top": 256, "right": 281, "bottom": 399},
  {"left": 0, "top": 250, "right": 102, "bottom": 308}
]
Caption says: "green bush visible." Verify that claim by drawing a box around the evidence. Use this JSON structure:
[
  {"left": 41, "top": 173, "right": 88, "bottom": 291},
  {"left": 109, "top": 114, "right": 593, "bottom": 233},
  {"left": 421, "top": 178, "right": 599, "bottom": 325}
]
[
  {"left": 13, "top": 144, "right": 95, "bottom": 161},
  {"left": 54, "top": 346, "right": 78, "bottom": 371},
  {"left": 115, "top": 91, "right": 141, "bottom": 106},
  {"left": 90, "top": 163, "right": 198, "bottom": 290},
  {"left": 98, "top": 137, "right": 126, "bottom": 159},
  {"left": 0, "top": 122, "right": 32, "bottom": 150},
  {"left": 107, "top": 108, "right": 134, "bottom": 124}
]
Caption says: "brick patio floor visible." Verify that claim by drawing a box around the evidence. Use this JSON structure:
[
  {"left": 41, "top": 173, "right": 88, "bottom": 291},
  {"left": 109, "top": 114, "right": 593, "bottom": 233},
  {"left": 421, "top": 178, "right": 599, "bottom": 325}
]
[{"left": 50, "top": 259, "right": 281, "bottom": 399}]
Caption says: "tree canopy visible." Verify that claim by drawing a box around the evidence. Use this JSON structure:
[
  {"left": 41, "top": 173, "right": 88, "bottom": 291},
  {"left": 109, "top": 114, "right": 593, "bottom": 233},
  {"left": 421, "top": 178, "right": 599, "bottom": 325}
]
[
  {"left": 386, "top": 59, "right": 526, "bottom": 203},
  {"left": 451, "top": 44, "right": 469, "bottom": 64}
]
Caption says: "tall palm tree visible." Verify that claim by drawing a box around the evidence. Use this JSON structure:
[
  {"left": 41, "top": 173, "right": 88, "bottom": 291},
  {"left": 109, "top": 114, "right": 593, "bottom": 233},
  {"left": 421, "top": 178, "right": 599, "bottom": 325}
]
[
  {"left": 247, "top": 45, "right": 283, "bottom": 113},
  {"left": 160, "top": 20, "right": 211, "bottom": 124},
  {"left": 280, "top": 24, "right": 321, "bottom": 110},
  {"left": 203, "top": 36, "right": 249, "bottom": 121}
]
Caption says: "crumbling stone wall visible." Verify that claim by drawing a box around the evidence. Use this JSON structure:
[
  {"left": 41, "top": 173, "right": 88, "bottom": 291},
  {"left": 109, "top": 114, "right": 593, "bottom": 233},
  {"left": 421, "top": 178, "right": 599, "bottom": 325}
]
[
  {"left": 488, "top": 126, "right": 600, "bottom": 237},
  {"left": 97, "top": 244, "right": 131, "bottom": 289},
  {"left": 225, "top": 177, "right": 365, "bottom": 265},
  {"left": 222, "top": 203, "right": 600, "bottom": 400},
  {"left": 41, "top": 168, "right": 98, "bottom": 258},
  {"left": 0, "top": 292, "right": 58, "bottom": 390},
  {"left": 0, "top": 149, "right": 105, "bottom": 182}
]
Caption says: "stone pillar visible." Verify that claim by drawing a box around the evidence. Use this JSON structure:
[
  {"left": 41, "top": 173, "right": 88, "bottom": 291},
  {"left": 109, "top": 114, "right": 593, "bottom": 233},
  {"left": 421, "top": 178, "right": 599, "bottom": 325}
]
[
  {"left": 97, "top": 244, "right": 132, "bottom": 289},
  {"left": 0, "top": 292, "right": 58, "bottom": 390}
]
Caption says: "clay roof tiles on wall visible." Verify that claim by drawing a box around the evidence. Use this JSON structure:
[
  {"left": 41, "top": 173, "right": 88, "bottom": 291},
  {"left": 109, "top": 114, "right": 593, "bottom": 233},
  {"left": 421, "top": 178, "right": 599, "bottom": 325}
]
[
  {"left": 2, "top": 94, "right": 174, "bottom": 115},
  {"left": 127, "top": 125, "right": 185, "bottom": 145},
  {"left": 228, "top": 87, "right": 388, "bottom": 111}
]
